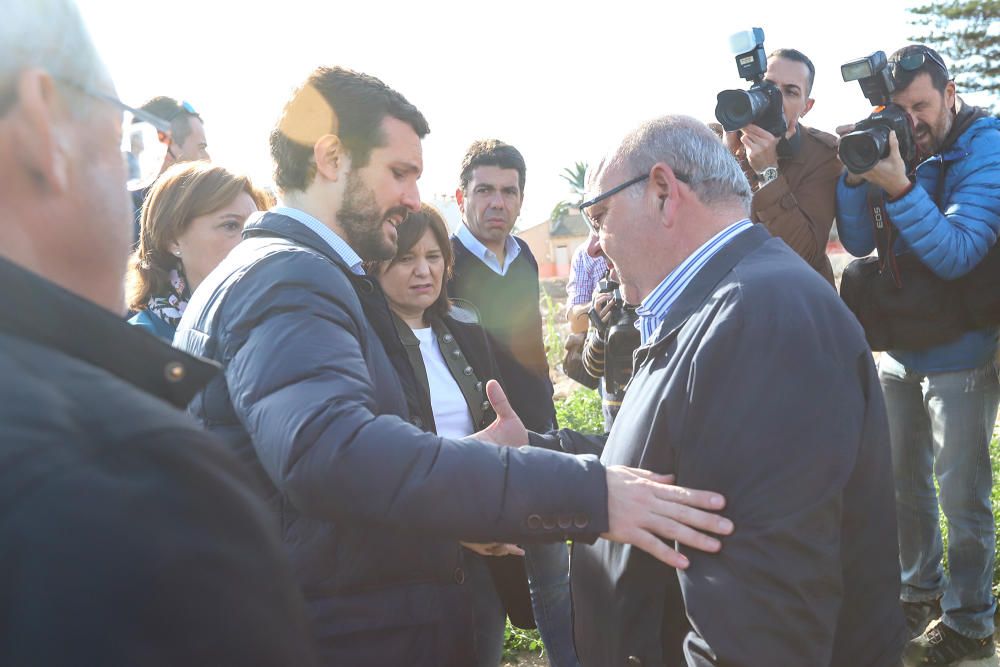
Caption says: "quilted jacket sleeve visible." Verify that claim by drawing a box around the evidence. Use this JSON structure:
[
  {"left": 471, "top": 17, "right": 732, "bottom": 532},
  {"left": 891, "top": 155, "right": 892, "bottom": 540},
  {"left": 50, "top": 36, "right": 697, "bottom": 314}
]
[
  {"left": 218, "top": 251, "right": 609, "bottom": 544},
  {"left": 835, "top": 174, "right": 877, "bottom": 257},
  {"left": 885, "top": 121, "right": 1000, "bottom": 279}
]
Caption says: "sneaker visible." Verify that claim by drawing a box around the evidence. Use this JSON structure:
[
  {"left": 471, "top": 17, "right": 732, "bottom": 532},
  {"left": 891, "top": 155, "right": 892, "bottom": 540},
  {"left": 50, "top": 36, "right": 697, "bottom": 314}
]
[
  {"left": 902, "top": 598, "right": 942, "bottom": 639},
  {"left": 903, "top": 619, "right": 995, "bottom": 666}
]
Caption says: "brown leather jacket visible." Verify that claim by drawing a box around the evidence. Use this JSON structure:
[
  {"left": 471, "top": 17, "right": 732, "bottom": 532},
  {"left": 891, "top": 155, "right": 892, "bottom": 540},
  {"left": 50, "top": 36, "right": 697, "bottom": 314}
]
[{"left": 737, "top": 125, "right": 842, "bottom": 285}]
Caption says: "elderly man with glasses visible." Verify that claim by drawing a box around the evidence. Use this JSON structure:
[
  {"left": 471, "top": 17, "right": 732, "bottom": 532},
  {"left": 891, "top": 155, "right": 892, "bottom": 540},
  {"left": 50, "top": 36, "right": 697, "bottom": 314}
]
[
  {"left": 836, "top": 44, "right": 1000, "bottom": 665},
  {"left": 564, "top": 114, "right": 906, "bottom": 666}
]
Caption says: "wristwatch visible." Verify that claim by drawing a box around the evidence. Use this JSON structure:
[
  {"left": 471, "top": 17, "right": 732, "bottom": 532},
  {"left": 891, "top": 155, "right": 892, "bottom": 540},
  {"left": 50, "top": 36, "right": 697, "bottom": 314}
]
[{"left": 757, "top": 166, "right": 779, "bottom": 187}]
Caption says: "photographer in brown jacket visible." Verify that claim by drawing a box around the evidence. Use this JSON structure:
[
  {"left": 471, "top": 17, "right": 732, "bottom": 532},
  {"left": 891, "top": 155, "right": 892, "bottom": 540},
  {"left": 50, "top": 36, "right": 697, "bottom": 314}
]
[{"left": 726, "top": 48, "right": 842, "bottom": 285}]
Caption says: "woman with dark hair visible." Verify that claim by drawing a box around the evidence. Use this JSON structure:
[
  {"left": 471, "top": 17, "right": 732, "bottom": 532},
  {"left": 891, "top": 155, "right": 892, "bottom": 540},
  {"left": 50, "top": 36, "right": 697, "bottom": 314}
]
[
  {"left": 126, "top": 161, "right": 268, "bottom": 340},
  {"left": 369, "top": 203, "right": 533, "bottom": 666}
]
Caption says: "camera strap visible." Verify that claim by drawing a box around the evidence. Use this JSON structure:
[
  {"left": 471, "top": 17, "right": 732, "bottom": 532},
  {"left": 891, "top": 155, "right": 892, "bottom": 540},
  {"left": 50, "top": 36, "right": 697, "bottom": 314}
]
[{"left": 868, "top": 188, "right": 903, "bottom": 288}]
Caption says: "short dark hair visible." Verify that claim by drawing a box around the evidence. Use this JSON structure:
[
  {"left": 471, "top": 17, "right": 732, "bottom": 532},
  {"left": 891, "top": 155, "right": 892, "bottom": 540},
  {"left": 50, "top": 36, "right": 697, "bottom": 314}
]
[
  {"left": 136, "top": 96, "right": 201, "bottom": 145},
  {"left": 890, "top": 44, "right": 951, "bottom": 94},
  {"left": 459, "top": 139, "right": 526, "bottom": 195},
  {"left": 270, "top": 66, "right": 430, "bottom": 193},
  {"left": 367, "top": 203, "right": 454, "bottom": 320},
  {"left": 769, "top": 48, "right": 816, "bottom": 96}
]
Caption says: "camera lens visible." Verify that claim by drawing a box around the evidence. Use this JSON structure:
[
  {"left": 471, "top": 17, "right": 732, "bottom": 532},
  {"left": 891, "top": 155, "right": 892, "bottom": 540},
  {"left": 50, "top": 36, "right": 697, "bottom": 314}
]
[
  {"left": 839, "top": 126, "right": 890, "bottom": 174},
  {"left": 715, "top": 88, "right": 771, "bottom": 132}
]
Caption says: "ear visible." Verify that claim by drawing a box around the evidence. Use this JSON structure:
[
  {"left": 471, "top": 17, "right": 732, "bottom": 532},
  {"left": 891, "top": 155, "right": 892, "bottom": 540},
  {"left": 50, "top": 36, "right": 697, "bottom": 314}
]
[
  {"left": 944, "top": 80, "right": 957, "bottom": 110},
  {"left": 649, "top": 163, "right": 681, "bottom": 224},
  {"left": 313, "top": 134, "right": 344, "bottom": 182},
  {"left": 167, "top": 238, "right": 181, "bottom": 256},
  {"left": 802, "top": 97, "right": 815, "bottom": 117},
  {"left": 455, "top": 187, "right": 465, "bottom": 213},
  {"left": 8, "top": 69, "right": 72, "bottom": 194}
]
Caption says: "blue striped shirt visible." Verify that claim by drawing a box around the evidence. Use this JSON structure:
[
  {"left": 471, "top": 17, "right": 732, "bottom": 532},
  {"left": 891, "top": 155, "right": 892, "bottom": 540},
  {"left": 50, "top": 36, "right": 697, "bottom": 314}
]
[
  {"left": 636, "top": 219, "right": 753, "bottom": 344},
  {"left": 271, "top": 206, "right": 365, "bottom": 275}
]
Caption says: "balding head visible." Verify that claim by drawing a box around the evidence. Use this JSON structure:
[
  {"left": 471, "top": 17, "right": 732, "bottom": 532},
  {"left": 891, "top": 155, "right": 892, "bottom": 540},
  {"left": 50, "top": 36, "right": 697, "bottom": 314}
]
[{"left": 585, "top": 115, "right": 751, "bottom": 303}]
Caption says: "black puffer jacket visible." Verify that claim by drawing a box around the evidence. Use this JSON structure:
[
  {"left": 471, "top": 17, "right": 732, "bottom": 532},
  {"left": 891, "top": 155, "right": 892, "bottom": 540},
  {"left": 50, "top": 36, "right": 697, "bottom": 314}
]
[{"left": 174, "top": 212, "right": 609, "bottom": 666}]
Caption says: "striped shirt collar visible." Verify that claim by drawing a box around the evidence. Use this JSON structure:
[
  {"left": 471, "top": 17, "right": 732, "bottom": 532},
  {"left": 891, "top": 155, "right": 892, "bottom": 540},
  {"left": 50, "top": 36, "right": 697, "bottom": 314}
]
[
  {"left": 455, "top": 223, "right": 521, "bottom": 276},
  {"left": 271, "top": 206, "right": 365, "bottom": 275},
  {"left": 635, "top": 219, "right": 754, "bottom": 345}
]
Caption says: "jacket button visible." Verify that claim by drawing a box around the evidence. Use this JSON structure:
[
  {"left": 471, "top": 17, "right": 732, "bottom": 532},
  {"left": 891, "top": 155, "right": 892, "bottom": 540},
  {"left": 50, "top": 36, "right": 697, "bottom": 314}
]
[
  {"left": 481, "top": 401, "right": 490, "bottom": 411},
  {"left": 443, "top": 334, "right": 454, "bottom": 343},
  {"left": 527, "top": 514, "right": 542, "bottom": 530},
  {"left": 476, "top": 381, "right": 483, "bottom": 391},
  {"left": 573, "top": 514, "right": 590, "bottom": 529},
  {"left": 463, "top": 366, "right": 473, "bottom": 376},
  {"left": 557, "top": 516, "right": 573, "bottom": 529},
  {"left": 454, "top": 567, "right": 465, "bottom": 584},
  {"left": 451, "top": 349, "right": 461, "bottom": 358},
  {"left": 164, "top": 361, "right": 185, "bottom": 383},
  {"left": 627, "top": 657, "right": 642, "bottom": 666},
  {"left": 542, "top": 516, "right": 556, "bottom": 530}
]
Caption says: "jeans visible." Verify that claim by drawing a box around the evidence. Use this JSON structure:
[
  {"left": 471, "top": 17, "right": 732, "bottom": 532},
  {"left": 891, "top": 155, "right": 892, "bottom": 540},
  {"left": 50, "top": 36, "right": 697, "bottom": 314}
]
[
  {"left": 524, "top": 542, "right": 580, "bottom": 667},
  {"left": 879, "top": 354, "right": 999, "bottom": 639},
  {"left": 464, "top": 552, "right": 506, "bottom": 667}
]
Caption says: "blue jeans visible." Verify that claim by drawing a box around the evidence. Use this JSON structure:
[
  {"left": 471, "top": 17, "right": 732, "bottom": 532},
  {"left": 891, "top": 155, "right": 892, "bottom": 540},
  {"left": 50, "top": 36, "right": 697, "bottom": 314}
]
[
  {"left": 524, "top": 542, "right": 580, "bottom": 667},
  {"left": 464, "top": 553, "right": 506, "bottom": 667},
  {"left": 879, "top": 354, "right": 999, "bottom": 639}
]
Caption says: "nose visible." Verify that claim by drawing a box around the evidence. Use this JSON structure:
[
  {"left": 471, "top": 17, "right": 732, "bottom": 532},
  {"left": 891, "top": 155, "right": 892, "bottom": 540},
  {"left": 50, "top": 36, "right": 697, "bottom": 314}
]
[
  {"left": 402, "top": 181, "right": 420, "bottom": 213},
  {"left": 586, "top": 233, "right": 603, "bottom": 258},
  {"left": 414, "top": 257, "right": 430, "bottom": 276},
  {"left": 488, "top": 191, "right": 505, "bottom": 209}
]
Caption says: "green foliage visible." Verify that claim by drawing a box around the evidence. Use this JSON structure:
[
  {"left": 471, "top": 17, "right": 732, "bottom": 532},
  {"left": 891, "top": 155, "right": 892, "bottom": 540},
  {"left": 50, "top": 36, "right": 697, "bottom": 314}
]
[
  {"left": 908, "top": 0, "right": 1000, "bottom": 107},
  {"left": 502, "top": 622, "right": 544, "bottom": 661},
  {"left": 541, "top": 291, "right": 564, "bottom": 371},
  {"left": 555, "top": 388, "right": 605, "bottom": 435}
]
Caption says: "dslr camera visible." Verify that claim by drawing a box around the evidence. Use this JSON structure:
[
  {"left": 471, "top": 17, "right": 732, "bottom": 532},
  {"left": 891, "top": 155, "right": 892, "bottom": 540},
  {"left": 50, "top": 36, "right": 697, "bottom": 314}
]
[
  {"left": 839, "top": 51, "right": 918, "bottom": 174},
  {"left": 715, "top": 27, "right": 787, "bottom": 138},
  {"left": 586, "top": 277, "right": 640, "bottom": 403}
]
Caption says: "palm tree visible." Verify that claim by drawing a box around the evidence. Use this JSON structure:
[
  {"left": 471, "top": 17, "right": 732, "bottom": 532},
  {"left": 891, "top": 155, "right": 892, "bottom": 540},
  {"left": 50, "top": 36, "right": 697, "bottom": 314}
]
[{"left": 550, "top": 161, "right": 589, "bottom": 224}]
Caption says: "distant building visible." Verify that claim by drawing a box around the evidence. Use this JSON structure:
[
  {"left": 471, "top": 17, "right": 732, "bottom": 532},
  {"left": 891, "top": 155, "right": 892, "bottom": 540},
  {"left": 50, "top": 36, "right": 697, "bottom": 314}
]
[{"left": 517, "top": 208, "right": 589, "bottom": 279}]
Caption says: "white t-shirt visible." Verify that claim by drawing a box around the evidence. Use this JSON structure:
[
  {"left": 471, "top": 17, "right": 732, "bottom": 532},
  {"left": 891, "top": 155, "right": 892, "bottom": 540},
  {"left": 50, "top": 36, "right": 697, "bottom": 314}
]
[{"left": 412, "top": 327, "right": 476, "bottom": 439}]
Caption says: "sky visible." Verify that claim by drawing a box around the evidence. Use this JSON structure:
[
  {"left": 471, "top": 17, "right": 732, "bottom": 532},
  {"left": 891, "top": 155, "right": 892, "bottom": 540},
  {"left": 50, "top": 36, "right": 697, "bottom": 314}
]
[{"left": 76, "top": 0, "right": 958, "bottom": 231}]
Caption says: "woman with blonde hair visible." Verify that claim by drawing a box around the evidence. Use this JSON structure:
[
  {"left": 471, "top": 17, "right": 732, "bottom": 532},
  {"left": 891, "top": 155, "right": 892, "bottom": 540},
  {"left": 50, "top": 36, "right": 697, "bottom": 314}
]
[{"left": 127, "top": 161, "right": 268, "bottom": 339}]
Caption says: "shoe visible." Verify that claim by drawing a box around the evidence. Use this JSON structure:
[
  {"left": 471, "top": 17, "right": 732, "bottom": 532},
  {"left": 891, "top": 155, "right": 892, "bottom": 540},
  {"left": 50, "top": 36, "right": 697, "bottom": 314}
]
[
  {"left": 902, "top": 598, "right": 942, "bottom": 639},
  {"left": 902, "top": 619, "right": 995, "bottom": 666}
]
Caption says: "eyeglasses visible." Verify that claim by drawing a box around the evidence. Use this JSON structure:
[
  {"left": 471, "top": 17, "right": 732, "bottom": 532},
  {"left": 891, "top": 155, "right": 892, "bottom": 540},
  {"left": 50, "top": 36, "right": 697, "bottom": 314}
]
[
  {"left": 56, "top": 78, "right": 172, "bottom": 133},
  {"left": 890, "top": 48, "right": 949, "bottom": 79},
  {"left": 579, "top": 170, "right": 689, "bottom": 233}
]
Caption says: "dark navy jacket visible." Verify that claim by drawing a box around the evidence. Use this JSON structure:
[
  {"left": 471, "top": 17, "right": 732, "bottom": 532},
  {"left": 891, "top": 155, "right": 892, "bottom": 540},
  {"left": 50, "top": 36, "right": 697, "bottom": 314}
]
[
  {"left": 173, "top": 212, "right": 609, "bottom": 666},
  {"left": 534, "top": 226, "right": 906, "bottom": 666},
  {"left": 0, "top": 256, "right": 315, "bottom": 666}
]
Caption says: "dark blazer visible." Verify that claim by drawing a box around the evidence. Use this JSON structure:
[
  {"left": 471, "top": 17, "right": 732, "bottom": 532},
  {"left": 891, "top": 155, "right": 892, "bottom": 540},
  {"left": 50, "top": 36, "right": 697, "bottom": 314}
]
[
  {"left": 536, "top": 225, "right": 906, "bottom": 666},
  {"left": 393, "top": 310, "right": 536, "bottom": 629},
  {"left": 174, "top": 212, "right": 609, "bottom": 666},
  {"left": 0, "top": 256, "right": 315, "bottom": 666}
]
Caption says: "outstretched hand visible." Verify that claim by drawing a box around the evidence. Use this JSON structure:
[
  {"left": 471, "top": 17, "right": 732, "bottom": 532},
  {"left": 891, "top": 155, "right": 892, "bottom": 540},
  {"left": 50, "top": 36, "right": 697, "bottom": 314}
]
[
  {"left": 466, "top": 380, "right": 528, "bottom": 448},
  {"left": 601, "top": 467, "right": 734, "bottom": 569}
]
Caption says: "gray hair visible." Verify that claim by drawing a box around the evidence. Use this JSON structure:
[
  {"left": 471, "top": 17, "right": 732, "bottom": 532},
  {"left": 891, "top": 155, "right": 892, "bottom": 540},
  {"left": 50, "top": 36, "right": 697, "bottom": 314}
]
[
  {"left": 0, "top": 0, "right": 108, "bottom": 116},
  {"left": 608, "top": 115, "right": 752, "bottom": 212}
]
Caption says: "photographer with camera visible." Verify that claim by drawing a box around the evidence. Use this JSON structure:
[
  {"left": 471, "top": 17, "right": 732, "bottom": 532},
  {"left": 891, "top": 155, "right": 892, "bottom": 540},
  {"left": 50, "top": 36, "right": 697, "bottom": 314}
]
[
  {"left": 717, "top": 35, "right": 841, "bottom": 285},
  {"left": 581, "top": 266, "right": 638, "bottom": 431},
  {"left": 836, "top": 44, "right": 1000, "bottom": 666}
]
